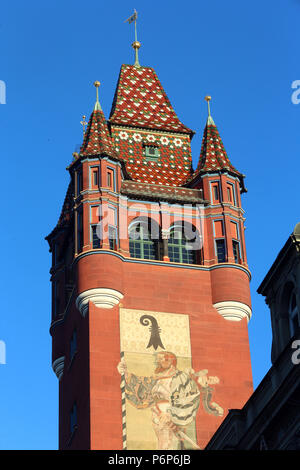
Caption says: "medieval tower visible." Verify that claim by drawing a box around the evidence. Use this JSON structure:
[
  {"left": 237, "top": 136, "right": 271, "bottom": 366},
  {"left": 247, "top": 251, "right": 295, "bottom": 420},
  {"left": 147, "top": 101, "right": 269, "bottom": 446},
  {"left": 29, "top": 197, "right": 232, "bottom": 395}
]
[{"left": 46, "top": 21, "right": 253, "bottom": 450}]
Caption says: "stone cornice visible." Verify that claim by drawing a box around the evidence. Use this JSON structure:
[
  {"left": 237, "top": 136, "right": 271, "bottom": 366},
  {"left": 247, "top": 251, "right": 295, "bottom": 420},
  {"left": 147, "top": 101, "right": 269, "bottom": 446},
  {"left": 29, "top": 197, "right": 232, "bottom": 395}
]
[{"left": 72, "top": 249, "right": 251, "bottom": 280}]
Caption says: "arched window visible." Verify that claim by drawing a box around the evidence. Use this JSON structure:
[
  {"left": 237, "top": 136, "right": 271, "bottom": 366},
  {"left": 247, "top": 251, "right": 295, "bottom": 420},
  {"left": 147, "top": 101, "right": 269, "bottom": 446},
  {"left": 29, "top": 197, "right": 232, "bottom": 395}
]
[
  {"left": 129, "top": 218, "right": 159, "bottom": 260},
  {"left": 168, "top": 223, "right": 197, "bottom": 264},
  {"left": 289, "top": 291, "right": 299, "bottom": 337}
]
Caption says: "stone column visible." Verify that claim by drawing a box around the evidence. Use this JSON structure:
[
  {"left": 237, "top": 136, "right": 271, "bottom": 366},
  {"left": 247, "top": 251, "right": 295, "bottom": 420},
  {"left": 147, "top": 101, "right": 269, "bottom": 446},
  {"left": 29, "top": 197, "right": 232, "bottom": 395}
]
[{"left": 162, "top": 228, "right": 170, "bottom": 262}]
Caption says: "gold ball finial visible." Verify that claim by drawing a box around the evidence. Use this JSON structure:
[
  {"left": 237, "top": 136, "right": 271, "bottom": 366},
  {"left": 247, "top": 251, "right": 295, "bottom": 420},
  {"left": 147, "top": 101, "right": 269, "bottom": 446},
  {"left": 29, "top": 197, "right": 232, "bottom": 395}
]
[
  {"left": 94, "top": 81, "right": 100, "bottom": 88},
  {"left": 132, "top": 40, "right": 141, "bottom": 50},
  {"left": 205, "top": 95, "right": 211, "bottom": 102}
]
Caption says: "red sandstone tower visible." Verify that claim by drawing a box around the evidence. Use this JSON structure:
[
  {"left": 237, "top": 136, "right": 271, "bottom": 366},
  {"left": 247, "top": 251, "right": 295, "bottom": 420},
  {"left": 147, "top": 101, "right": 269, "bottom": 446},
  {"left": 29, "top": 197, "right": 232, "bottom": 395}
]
[{"left": 46, "top": 38, "right": 253, "bottom": 450}]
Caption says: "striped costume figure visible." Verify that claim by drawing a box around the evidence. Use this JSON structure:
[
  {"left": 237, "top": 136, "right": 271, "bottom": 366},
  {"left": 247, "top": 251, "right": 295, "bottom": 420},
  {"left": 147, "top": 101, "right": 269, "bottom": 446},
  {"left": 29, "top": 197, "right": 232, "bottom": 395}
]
[{"left": 117, "top": 351, "right": 223, "bottom": 450}]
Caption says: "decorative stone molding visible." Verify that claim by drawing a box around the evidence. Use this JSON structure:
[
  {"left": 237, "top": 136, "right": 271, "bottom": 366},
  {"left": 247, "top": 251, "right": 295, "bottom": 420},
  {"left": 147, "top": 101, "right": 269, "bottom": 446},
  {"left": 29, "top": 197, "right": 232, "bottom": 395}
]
[
  {"left": 52, "top": 356, "right": 65, "bottom": 381},
  {"left": 161, "top": 229, "right": 170, "bottom": 240},
  {"left": 213, "top": 301, "right": 252, "bottom": 322},
  {"left": 76, "top": 288, "right": 124, "bottom": 317}
]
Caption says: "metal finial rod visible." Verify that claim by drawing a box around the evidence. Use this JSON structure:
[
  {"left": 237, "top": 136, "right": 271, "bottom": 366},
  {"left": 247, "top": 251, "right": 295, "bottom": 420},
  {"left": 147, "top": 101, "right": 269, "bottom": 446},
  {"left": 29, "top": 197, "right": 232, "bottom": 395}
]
[
  {"left": 94, "top": 81, "right": 100, "bottom": 101},
  {"left": 125, "top": 9, "right": 141, "bottom": 67},
  {"left": 93, "top": 81, "right": 102, "bottom": 111},
  {"left": 205, "top": 96, "right": 212, "bottom": 116},
  {"left": 135, "top": 9, "right": 138, "bottom": 42},
  {"left": 204, "top": 95, "right": 215, "bottom": 126},
  {"left": 132, "top": 40, "right": 141, "bottom": 67}
]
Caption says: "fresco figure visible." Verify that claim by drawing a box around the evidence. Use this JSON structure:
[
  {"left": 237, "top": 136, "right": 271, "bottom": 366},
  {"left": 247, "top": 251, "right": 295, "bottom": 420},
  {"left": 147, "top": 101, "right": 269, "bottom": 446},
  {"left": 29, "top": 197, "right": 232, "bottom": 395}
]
[{"left": 117, "top": 351, "right": 223, "bottom": 450}]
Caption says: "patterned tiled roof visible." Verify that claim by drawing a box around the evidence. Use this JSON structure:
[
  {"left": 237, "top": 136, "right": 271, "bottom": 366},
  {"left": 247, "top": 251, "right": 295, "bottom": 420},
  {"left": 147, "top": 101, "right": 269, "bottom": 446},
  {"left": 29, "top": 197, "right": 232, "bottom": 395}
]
[
  {"left": 111, "top": 128, "right": 193, "bottom": 186},
  {"left": 121, "top": 180, "right": 205, "bottom": 203},
  {"left": 109, "top": 64, "right": 193, "bottom": 134},
  {"left": 80, "top": 107, "right": 120, "bottom": 159},
  {"left": 191, "top": 118, "right": 242, "bottom": 179}
]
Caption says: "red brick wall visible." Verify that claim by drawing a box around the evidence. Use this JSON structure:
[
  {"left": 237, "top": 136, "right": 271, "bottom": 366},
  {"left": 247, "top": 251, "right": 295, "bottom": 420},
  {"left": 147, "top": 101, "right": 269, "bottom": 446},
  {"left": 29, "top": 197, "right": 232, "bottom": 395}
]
[{"left": 89, "top": 302, "right": 123, "bottom": 450}]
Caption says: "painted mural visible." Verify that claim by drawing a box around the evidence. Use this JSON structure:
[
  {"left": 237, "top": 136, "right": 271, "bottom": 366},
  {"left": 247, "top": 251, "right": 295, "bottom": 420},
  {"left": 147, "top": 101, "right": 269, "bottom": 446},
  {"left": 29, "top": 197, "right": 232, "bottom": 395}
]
[{"left": 118, "top": 309, "right": 224, "bottom": 450}]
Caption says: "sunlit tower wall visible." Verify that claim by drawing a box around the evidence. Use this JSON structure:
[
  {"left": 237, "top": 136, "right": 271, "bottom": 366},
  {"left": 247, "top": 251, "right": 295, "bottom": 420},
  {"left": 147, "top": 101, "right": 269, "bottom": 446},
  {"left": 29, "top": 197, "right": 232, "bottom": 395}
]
[{"left": 46, "top": 42, "right": 253, "bottom": 450}]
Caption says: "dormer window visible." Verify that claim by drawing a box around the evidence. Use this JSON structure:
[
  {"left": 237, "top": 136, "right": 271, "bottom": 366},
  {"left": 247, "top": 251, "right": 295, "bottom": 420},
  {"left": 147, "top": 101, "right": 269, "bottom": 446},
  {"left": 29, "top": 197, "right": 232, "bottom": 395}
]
[{"left": 144, "top": 145, "right": 159, "bottom": 161}]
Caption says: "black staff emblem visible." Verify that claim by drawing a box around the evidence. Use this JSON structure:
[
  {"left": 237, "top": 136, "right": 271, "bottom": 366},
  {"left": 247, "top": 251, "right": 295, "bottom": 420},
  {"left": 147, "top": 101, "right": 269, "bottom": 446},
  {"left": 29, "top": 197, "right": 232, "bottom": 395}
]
[{"left": 140, "top": 315, "right": 165, "bottom": 350}]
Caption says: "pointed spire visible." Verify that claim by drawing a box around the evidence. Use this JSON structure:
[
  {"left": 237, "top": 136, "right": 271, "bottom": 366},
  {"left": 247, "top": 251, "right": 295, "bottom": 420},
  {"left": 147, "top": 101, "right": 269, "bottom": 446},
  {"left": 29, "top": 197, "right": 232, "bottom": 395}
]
[
  {"left": 80, "top": 82, "right": 119, "bottom": 160},
  {"left": 197, "top": 95, "right": 238, "bottom": 174},
  {"left": 197, "top": 119, "right": 237, "bottom": 173},
  {"left": 187, "top": 97, "right": 245, "bottom": 189}
]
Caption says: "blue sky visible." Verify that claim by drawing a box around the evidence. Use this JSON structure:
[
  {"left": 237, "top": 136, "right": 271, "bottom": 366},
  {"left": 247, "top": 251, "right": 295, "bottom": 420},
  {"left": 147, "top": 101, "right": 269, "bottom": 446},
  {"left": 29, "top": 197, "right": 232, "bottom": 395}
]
[{"left": 0, "top": 0, "right": 299, "bottom": 450}]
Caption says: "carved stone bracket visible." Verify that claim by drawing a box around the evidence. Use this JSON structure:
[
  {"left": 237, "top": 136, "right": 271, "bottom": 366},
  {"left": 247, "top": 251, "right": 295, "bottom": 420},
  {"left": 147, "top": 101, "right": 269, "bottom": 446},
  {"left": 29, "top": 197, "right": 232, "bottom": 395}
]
[
  {"left": 52, "top": 356, "right": 65, "bottom": 381},
  {"left": 213, "top": 301, "right": 252, "bottom": 322},
  {"left": 76, "top": 288, "right": 124, "bottom": 317}
]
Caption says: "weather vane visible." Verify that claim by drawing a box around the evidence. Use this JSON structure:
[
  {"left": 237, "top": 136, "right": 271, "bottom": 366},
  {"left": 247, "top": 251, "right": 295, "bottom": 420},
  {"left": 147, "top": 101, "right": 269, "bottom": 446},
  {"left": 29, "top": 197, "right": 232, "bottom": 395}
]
[
  {"left": 125, "top": 9, "right": 141, "bottom": 67},
  {"left": 80, "top": 115, "right": 87, "bottom": 136}
]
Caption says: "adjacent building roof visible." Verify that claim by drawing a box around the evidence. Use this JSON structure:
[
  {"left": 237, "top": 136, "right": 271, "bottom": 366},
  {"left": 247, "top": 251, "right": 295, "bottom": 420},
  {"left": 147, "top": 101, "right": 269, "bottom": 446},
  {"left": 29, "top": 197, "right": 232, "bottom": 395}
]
[
  {"left": 257, "top": 222, "right": 300, "bottom": 296},
  {"left": 109, "top": 64, "right": 194, "bottom": 135}
]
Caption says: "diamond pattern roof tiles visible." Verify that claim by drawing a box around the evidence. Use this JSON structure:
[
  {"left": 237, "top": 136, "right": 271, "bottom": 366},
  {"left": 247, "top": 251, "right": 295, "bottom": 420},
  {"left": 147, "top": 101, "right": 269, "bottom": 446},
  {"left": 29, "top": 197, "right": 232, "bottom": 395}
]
[
  {"left": 111, "top": 128, "right": 193, "bottom": 186},
  {"left": 191, "top": 119, "right": 242, "bottom": 180},
  {"left": 109, "top": 64, "right": 193, "bottom": 134},
  {"left": 80, "top": 108, "right": 120, "bottom": 159}
]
